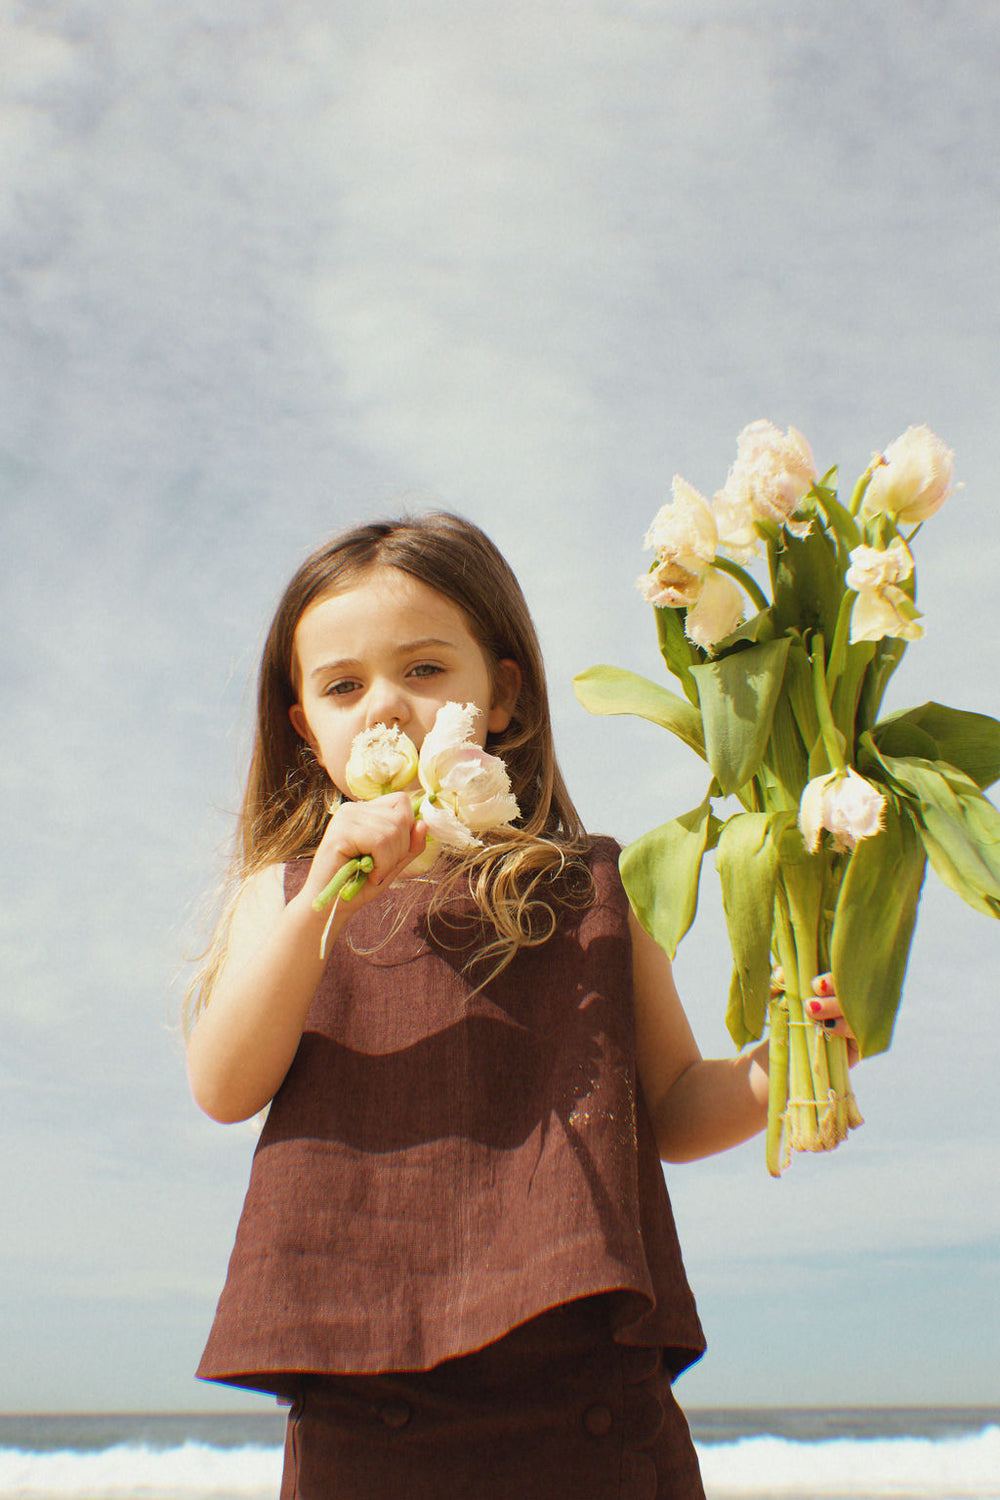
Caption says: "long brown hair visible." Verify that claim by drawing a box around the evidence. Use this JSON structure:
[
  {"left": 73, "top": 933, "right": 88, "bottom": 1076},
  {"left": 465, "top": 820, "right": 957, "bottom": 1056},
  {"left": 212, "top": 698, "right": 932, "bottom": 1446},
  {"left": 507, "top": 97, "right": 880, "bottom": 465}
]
[{"left": 188, "top": 513, "right": 591, "bottom": 1024}]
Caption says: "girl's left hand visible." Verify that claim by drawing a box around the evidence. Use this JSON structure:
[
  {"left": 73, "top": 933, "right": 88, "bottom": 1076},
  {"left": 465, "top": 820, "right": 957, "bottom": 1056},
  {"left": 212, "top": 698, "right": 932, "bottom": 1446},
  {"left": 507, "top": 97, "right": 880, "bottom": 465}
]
[{"left": 808, "top": 973, "right": 860, "bottom": 1063}]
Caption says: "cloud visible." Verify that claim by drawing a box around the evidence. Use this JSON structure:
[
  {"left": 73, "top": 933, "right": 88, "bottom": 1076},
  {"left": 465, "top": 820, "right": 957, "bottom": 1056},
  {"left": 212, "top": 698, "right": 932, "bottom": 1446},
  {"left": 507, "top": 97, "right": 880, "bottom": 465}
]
[{"left": 3, "top": 0, "right": 1000, "bottom": 1408}]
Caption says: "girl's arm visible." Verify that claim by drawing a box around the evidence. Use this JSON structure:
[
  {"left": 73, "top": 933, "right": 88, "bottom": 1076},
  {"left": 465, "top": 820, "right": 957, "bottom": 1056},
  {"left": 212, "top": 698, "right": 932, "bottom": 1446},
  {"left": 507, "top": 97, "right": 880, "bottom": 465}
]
[
  {"left": 630, "top": 910, "right": 769, "bottom": 1162},
  {"left": 186, "top": 794, "right": 425, "bottom": 1124},
  {"left": 631, "top": 912, "right": 854, "bottom": 1162}
]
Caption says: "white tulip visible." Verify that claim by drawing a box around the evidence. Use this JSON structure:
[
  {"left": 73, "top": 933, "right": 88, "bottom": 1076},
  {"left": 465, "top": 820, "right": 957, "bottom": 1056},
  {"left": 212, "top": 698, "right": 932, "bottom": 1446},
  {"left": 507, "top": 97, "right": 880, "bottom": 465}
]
[
  {"left": 643, "top": 476, "right": 718, "bottom": 564},
  {"left": 845, "top": 539, "right": 913, "bottom": 592},
  {"left": 417, "top": 703, "right": 520, "bottom": 847},
  {"left": 798, "top": 768, "right": 887, "bottom": 854},
  {"left": 639, "top": 477, "right": 718, "bottom": 608},
  {"left": 683, "top": 566, "right": 746, "bottom": 652},
  {"left": 850, "top": 585, "right": 924, "bottom": 644},
  {"left": 722, "top": 420, "right": 817, "bottom": 536},
  {"left": 846, "top": 541, "right": 923, "bottom": 643},
  {"left": 862, "top": 425, "right": 955, "bottom": 525},
  {"left": 711, "top": 483, "right": 762, "bottom": 562},
  {"left": 345, "top": 725, "right": 419, "bottom": 800}
]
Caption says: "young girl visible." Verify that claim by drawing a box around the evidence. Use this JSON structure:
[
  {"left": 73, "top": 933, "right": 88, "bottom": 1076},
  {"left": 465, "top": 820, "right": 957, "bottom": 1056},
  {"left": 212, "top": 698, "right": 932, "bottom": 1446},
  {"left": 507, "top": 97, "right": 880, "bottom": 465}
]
[{"left": 186, "top": 512, "right": 850, "bottom": 1500}]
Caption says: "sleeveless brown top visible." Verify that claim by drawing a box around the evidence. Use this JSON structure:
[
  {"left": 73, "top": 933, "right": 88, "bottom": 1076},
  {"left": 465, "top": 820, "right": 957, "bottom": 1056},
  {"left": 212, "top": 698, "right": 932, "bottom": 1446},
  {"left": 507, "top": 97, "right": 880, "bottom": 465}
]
[{"left": 197, "top": 838, "right": 705, "bottom": 1393}]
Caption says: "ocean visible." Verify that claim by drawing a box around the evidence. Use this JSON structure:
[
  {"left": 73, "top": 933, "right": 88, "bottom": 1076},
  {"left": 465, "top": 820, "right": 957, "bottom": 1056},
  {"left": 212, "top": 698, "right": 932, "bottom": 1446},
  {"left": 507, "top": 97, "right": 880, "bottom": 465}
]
[{"left": 1, "top": 1407, "right": 998, "bottom": 1499}]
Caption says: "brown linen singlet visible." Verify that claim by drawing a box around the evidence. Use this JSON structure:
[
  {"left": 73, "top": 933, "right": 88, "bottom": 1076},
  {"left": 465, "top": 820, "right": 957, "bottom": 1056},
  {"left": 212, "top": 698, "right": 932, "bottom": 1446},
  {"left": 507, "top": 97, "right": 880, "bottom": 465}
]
[{"left": 198, "top": 839, "right": 707, "bottom": 1494}]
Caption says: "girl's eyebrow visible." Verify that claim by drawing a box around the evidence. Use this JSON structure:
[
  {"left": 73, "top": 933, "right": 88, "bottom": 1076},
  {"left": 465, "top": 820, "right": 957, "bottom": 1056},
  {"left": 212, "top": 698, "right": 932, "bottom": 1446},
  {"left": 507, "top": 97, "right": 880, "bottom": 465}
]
[
  {"left": 308, "top": 638, "right": 457, "bottom": 680},
  {"left": 397, "top": 636, "right": 457, "bottom": 654}
]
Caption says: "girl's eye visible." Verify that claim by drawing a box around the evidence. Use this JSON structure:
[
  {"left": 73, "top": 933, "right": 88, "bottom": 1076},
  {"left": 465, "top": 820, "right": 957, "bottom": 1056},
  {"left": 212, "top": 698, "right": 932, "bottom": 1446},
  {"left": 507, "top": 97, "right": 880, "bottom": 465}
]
[
  {"left": 324, "top": 679, "right": 361, "bottom": 697},
  {"left": 408, "top": 662, "right": 444, "bottom": 679}
]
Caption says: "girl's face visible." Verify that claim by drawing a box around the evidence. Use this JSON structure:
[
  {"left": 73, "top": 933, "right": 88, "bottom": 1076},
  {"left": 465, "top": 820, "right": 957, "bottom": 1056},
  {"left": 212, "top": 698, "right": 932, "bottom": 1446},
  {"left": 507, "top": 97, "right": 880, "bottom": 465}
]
[{"left": 289, "top": 566, "right": 520, "bottom": 798}]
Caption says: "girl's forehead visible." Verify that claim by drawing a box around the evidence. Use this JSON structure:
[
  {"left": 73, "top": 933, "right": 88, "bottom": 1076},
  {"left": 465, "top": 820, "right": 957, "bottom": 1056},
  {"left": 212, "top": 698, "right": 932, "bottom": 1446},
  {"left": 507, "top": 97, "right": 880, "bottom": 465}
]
[
  {"left": 301, "top": 566, "right": 468, "bottom": 629},
  {"left": 290, "top": 566, "right": 486, "bottom": 682}
]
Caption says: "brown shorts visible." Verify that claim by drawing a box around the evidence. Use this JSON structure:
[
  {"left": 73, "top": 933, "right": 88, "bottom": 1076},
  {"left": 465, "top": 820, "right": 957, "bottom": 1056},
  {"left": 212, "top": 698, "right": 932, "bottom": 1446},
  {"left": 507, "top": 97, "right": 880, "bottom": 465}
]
[{"left": 279, "top": 1300, "right": 705, "bottom": 1500}]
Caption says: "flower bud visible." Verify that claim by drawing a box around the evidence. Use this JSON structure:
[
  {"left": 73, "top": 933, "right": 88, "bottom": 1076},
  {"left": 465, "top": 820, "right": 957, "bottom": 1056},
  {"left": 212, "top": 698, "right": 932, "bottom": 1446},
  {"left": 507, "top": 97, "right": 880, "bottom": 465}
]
[
  {"left": 862, "top": 425, "right": 955, "bottom": 525},
  {"left": 722, "top": 420, "right": 817, "bottom": 535},
  {"left": 417, "top": 703, "right": 520, "bottom": 847},
  {"left": 345, "top": 724, "right": 419, "bottom": 800},
  {"left": 846, "top": 540, "right": 923, "bottom": 643},
  {"left": 683, "top": 566, "right": 745, "bottom": 652},
  {"left": 845, "top": 539, "right": 913, "bottom": 592},
  {"left": 798, "top": 768, "right": 886, "bottom": 854}
]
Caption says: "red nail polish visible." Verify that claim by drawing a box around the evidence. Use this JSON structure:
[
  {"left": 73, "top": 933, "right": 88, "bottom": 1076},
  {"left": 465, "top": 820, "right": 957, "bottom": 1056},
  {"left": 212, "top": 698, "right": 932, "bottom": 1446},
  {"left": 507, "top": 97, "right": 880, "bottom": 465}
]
[{"left": 808, "top": 1000, "right": 823, "bottom": 1016}]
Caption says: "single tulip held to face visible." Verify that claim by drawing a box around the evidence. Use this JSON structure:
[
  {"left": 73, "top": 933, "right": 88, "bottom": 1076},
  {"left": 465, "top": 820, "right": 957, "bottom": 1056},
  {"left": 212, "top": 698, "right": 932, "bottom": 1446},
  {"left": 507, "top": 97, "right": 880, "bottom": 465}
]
[
  {"left": 312, "top": 704, "right": 520, "bottom": 949},
  {"left": 344, "top": 724, "right": 420, "bottom": 800}
]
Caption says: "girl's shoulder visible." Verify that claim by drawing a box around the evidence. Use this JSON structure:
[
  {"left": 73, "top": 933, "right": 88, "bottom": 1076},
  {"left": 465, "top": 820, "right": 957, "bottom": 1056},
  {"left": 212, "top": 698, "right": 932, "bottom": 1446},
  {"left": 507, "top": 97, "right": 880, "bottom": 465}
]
[
  {"left": 583, "top": 832, "right": 625, "bottom": 890},
  {"left": 585, "top": 832, "right": 623, "bottom": 864}
]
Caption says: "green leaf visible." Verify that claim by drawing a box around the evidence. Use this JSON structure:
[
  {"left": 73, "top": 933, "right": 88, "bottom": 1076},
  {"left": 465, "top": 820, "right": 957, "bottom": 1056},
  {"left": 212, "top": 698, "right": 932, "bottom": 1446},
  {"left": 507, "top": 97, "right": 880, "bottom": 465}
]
[
  {"left": 691, "top": 636, "right": 792, "bottom": 794},
  {"left": 763, "top": 690, "right": 808, "bottom": 811},
  {"left": 620, "top": 797, "right": 720, "bottom": 958},
  {"left": 770, "top": 526, "right": 844, "bottom": 643},
  {"left": 810, "top": 480, "right": 862, "bottom": 554},
  {"left": 572, "top": 665, "right": 706, "bottom": 761},
  {"left": 715, "top": 811, "right": 784, "bottom": 1046},
  {"left": 712, "top": 606, "right": 777, "bottom": 653},
  {"left": 726, "top": 969, "right": 753, "bottom": 1051},
  {"left": 875, "top": 702, "right": 1000, "bottom": 790},
  {"left": 869, "top": 717, "right": 940, "bottom": 764},
  {"left": 860, "top": 748, "right": 1000, "bottom": 918},
  {"left": 831, "top": 803, "right": 926, "bottom": 1055},
  {"left": 830, "top": 639, "right": 876, "bottom": 745},
  {"left": 783, "top": 642, "right": 820, "bottom": 752},
  {"left": 655, "top": 605, "right": 702, "bottom": 705},
  {"left": 856, "top": 637, "right": 907, "bottom": 735}
]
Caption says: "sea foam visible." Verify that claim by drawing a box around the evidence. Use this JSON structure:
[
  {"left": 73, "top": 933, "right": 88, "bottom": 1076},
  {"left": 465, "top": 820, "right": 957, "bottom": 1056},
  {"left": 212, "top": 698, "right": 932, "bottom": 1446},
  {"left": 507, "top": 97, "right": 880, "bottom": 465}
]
[
  {"left": 3, "top": 1429, "right": 1000, "bottom": 1500},
  {"left": 698, "top": 1425, "right": 1000, "bottom": 1498},
  {"left": 0, "top": 1440, "right": 283, "bottom": 1499}
]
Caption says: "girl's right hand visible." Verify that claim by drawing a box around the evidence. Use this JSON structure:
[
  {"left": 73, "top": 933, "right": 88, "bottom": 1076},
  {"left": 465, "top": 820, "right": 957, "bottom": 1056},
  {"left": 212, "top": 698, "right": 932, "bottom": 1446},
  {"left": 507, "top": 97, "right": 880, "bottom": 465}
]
[{"left": 301, "top": 793, "right": 427, "bottom": 916}]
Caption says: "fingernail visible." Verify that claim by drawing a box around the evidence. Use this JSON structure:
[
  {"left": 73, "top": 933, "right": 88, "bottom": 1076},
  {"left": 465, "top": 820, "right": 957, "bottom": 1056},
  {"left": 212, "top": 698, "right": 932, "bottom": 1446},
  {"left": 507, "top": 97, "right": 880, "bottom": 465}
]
[
  {"left": 817, "top": 976, "right": 831, "bottom": 995},
  {"left": 807, "top": 1000, "right": 823, "bottom": 1016}
]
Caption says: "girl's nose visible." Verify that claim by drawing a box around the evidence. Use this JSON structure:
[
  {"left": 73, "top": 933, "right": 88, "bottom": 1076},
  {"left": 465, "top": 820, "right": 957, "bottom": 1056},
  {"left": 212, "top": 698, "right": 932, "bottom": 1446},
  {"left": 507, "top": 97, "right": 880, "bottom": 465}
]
[{"left": 365, "top": 681, "right": 410, "bottom": 730}]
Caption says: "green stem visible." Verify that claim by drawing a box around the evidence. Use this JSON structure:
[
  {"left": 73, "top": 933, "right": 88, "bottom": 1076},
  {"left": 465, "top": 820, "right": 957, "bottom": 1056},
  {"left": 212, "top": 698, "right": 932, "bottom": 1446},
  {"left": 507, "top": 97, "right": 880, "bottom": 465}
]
[
  {"left": 848, "top": 463, "right": 878, "bottom": 518},
  {"left": 826, "top": 1033, "right": 852, "bottom": 1139},
  {"left": 765, "top": 998, "right": 789, "bottom": 1177},
  {"left": 785, "top": 871, "right": 828, "bottom": 1151},
  {"left": 773, "top": 889, "right": 818, "bottom": 1154},
  {"left": 312, "top": 854, "right": 375, "bottom": 911},
  {"left": 811, "top": 635, "right": 847, "bottom": 774},
  {"left": 825, "top": 590, "right": 857, "bottom": 699},
  {"left": 313, "top": 859, "right": 360, "bottom": 911},
  {"left": 712, "top": 556, "right": 770, "bottom": 613}
]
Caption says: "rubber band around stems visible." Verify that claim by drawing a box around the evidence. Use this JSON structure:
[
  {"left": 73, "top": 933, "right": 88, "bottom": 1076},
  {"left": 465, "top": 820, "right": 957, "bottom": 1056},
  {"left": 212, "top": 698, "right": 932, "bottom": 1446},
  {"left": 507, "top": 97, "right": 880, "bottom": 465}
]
[{"left": 785, "top": 1091, "right": 840, "bottom": 1108}]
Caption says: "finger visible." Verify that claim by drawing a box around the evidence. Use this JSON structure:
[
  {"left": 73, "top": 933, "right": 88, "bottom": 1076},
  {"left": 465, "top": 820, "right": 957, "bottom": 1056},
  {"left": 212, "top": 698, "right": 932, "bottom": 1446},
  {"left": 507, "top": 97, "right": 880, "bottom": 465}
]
[
  {"left": 806, "top": 996, "right": 857, "bottom": 1043},
  {"left": 378, "top": 820, "right": 429, "bottom": 885},
  {"left": 806, "top": 995, "right": 840, "bottom": 1021}
]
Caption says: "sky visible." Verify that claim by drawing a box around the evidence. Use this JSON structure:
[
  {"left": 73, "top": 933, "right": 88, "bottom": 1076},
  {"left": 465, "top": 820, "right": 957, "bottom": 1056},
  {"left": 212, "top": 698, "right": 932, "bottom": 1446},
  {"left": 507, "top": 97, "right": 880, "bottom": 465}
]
[{"left": 2, "top": 0, "right": 1000, "bottom": 1414}]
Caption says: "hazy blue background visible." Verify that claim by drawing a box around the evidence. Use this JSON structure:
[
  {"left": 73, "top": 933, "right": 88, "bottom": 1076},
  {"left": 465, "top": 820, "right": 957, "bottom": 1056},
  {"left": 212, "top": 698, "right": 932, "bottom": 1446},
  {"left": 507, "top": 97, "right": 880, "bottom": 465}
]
[{"left": 3, "top": 0, "right": 999, "bottom": 1413}]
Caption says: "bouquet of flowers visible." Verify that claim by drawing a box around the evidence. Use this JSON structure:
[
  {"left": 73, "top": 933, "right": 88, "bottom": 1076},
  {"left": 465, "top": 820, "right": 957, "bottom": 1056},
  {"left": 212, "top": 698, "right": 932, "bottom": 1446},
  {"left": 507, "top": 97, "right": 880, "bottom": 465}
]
[{"left": 575, "top": 421, "right": 1000, "bottom": 1174}]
